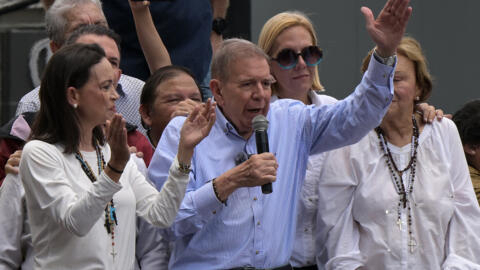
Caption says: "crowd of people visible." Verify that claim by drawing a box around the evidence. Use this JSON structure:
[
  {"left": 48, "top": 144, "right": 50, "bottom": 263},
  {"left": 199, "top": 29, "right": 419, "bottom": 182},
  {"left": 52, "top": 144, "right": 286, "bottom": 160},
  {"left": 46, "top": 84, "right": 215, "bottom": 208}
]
[{"left": 0, "top": 0, "right": 479, "bottom": 269}]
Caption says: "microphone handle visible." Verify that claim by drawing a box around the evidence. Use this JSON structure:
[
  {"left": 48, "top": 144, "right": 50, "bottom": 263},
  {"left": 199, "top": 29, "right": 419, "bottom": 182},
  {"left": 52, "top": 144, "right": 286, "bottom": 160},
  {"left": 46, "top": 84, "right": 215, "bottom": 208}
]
[{"left": 255, "top": 130, "right": 272, "bottom": 194}]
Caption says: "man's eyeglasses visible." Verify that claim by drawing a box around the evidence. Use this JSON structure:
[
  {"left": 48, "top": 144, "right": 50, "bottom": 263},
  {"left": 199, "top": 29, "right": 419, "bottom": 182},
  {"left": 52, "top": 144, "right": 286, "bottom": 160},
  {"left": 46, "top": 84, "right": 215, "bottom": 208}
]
[{"left": 272, "top": 45, "right": 323, "bottom": 70}]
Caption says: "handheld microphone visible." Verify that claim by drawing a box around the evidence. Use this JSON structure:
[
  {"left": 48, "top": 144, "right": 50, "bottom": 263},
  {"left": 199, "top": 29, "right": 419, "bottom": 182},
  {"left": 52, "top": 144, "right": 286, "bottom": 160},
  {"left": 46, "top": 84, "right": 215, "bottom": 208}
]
[{"left": 252, "top": 115, "right": 272, "bottom": 194}]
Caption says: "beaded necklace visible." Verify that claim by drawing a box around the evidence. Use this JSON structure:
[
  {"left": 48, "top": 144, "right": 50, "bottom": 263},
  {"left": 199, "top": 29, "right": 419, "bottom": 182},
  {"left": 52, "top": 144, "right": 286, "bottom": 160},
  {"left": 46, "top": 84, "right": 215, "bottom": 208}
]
[
  {"left": 375, "top": 115, "right": 419, "bottom": 253},
  {"left": 75, "top": 142, "right": 119, "bottom": 261}
]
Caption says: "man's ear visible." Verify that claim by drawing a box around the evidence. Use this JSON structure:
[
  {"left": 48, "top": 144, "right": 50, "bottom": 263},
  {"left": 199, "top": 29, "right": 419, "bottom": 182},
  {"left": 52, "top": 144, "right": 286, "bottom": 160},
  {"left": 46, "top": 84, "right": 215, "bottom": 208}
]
[
  {"left": 66, "top": 86, "right": 80, "bottom": 108},
  {"left": 50, "top": 40, "right": 61, "bottom": 53},
  {"left": 210, "top": 79, "right": 224, "bottom": 106},
  {"left": 464, "top": 144, "right": 477, "bottom": 156},
  {"left": 115, "top": 68, "right": 122, "bottom": 85},
  {"left": 139, "top": 104, "right": 152, "bottom": 127}
]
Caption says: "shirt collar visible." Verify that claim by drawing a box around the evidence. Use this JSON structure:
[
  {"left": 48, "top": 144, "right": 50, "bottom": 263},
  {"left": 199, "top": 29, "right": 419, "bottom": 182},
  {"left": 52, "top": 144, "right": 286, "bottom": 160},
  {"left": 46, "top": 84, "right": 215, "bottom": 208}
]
[{"left": 215, "top": 106, "right": 237, "bottom": 136}]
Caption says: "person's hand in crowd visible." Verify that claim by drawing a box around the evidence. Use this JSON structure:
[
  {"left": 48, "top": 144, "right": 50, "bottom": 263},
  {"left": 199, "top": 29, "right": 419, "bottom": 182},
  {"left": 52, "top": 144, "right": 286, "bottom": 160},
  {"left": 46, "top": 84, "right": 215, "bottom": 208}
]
[
  {"left": 129, "top": 0, "right": 149, "bottom": 11},
  {"left": 415, "top": 103, "right": 444, "bottom": 123},
  {"left": 105, "top": 113, "right": 130, "bottom": 181},
  {"left": 361, "top": 0, "right": 412, "bottom": 57},
  {"left": 128, "top": 0, "right": 171, "bottom": 73},
  {"left": 5, "top": 150, "right": 22, "bottom": 176},
  {"left": 177, "top": 99, "right": 216, "bottom": 164},
  {"left": 170, "top": 99, "right": 202, "bottom": 120},
  {"left": 128, "top": 146, "right": 144, "bottom": 159}
]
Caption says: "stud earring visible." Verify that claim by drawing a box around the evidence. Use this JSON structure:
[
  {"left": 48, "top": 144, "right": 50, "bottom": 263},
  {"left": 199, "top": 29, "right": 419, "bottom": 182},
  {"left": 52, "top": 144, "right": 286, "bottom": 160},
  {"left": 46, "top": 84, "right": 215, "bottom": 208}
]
[
  {"left": 72, "top": 103, "right": 78, "bottom": 109},
  {"left": 415, "top": 96, "right": 420, "bottom": 101}
]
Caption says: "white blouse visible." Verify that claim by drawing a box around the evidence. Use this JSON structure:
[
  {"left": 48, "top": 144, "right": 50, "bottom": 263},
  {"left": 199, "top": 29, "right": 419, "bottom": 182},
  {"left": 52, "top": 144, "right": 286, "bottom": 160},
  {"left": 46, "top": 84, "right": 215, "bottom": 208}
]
[
  {"left": 19, "top": 140, "right": 189, "bottom": 270},
  {"left": 316, "top": 119, "right": 480, "bottom": 269}
]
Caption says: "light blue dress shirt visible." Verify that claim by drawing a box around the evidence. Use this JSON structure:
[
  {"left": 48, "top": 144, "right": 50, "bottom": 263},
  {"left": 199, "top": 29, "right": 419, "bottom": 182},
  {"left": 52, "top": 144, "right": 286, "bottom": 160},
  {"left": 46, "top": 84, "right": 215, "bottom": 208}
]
[{"left": 147, "top": 56, "right": 395, "bottom": 269}]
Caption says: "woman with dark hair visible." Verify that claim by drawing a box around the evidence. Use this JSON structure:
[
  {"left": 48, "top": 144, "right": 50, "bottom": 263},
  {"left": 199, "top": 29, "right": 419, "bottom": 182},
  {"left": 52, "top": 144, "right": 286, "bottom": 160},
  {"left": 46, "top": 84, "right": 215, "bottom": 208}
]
[
  {"left": 317, "top": 37, "right": 480, "bottom": 269},
  {"left": 19, "top": 43, "right": 216, "bottom": 269},
  {"left": 139, "top": 65, "right": 202, "bottom": 148}
]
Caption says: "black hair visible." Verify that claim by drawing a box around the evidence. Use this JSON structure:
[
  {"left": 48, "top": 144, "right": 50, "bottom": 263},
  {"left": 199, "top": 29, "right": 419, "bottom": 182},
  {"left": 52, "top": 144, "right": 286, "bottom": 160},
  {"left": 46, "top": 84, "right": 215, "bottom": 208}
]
[
  {"left": 30, "top": 43, "right": 106, "bottom": 153},
  {"left": 453, "top": 99, "right": 480, "bottom": 148}
]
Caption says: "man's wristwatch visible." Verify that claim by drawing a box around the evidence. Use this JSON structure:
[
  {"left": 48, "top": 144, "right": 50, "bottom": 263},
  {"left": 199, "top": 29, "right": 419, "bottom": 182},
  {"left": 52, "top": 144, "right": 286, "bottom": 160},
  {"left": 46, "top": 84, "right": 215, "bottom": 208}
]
[
  {"left": 212, "top": 17, "right": 227, "bottom": 36},
  {"left": 373, "top": 49, "right": 396, "bottom": 67}
]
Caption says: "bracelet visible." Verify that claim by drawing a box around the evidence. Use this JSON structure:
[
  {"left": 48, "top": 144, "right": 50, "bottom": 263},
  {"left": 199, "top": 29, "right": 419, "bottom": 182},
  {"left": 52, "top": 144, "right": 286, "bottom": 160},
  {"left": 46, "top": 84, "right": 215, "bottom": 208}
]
[
  {"left": 212, "top": 178, "right": 227, "bottom": 206},
  {"left": 107, "top": 163, "right": 124, "bottom": 174},
  {"left": 178, "top": 161, "right": 191, "bottom": 175}
]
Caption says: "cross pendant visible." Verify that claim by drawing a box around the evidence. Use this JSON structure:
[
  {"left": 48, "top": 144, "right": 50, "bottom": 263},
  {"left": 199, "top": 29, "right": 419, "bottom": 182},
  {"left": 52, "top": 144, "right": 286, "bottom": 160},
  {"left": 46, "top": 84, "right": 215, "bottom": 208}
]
[
  {"left": 111, "top": 250, "right": 117, "bottom": 261},
  {"left": 396, "top": 218, "right": 402, "bottom": 230},
  {"left": 408, "top": 238, "right": 417, "bottom": 253}
]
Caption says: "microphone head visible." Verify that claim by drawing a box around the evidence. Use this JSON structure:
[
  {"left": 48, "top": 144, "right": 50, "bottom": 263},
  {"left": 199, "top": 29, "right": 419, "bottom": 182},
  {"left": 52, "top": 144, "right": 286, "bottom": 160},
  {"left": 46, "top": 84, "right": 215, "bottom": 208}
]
[{"left": 252, "top": 115, "right": 269, "bottom": 131}]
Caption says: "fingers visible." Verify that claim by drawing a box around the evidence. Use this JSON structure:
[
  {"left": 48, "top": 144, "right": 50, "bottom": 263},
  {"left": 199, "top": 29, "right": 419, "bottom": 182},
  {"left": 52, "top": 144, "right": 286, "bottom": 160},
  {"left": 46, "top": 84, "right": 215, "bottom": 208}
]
[
  {"left": 360, "top": 6, "right": 374, "bottom": 29},
  {"left": 435, "top": 109, "right": 444, "bottom": 121},
  {"left": 128, "top": 146, "right": 138, "bottom": 154},
  {"left": 186, "top": 105, "right": 201, "bottom": 123},
  {"left": 250, "top": 153, "right": 279, "bottom": 177},
  {"left": 171, "top": 99, "right": 198, "bottom": 119},
  {"left": 5, "top": 164, "right": 19, "bottom": 176}
]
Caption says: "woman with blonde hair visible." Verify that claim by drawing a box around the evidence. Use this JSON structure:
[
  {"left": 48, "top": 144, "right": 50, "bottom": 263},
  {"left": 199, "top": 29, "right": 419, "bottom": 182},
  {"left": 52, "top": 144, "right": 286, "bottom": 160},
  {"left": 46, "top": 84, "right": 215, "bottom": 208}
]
[
  {"left": 258, "top": 12, "right": 333, "bottom": 270},
  {"left": 257, "top": 9, "right": 445, "bottom": 269},
  {"left": 317, "top": 36, "right": 480, "bottom": 269}
]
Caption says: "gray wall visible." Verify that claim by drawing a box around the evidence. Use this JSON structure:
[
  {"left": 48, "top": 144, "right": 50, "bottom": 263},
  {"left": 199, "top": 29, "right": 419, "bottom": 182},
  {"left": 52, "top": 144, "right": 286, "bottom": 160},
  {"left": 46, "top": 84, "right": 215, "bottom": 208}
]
[{"left": 251, "top": 0, "right": 480, "bottom": 114}]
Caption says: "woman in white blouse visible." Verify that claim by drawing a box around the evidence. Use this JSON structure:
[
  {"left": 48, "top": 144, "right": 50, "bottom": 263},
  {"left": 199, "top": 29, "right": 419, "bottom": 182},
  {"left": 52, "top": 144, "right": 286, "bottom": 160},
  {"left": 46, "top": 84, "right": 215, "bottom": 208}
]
[
  {"left": 317, "top": 37, "right": 480, "bottom": 269},
  {"left": 19, "top": 43, "right": 216, "bottom": 270}
]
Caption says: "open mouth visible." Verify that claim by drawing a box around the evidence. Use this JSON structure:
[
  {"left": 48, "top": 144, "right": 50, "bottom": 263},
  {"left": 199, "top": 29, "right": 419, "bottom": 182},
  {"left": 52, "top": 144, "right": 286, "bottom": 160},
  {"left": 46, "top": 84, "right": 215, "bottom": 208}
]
[{"left": 247, "top": 108, "right": 262, "bottom": 114}]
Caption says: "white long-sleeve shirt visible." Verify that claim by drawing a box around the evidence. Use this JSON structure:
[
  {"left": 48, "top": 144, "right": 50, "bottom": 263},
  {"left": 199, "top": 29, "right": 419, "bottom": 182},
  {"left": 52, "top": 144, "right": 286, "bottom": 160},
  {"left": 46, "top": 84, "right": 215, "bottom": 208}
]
[
  {"left": 0, "top": 174, "right": 33, "bottom": 270},
  {"left": 20, "top": 140, "right": 189, "bottom": 270},
  {"left": 316, "top": 119, "right": 480, "bottom": 269}
]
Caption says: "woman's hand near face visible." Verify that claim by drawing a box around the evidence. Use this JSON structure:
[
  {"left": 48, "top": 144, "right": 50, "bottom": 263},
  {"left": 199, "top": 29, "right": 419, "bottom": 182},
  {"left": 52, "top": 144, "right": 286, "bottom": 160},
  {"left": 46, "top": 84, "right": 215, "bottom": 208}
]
[
  {"left": 105, "top": 113, "right": 130, "bottom": 181},
  {"left": 170, "top": 99, "right": 201, "bottom": 119},
  {"left": 177, "top": 99, "right": 216, "bottom": 165}
]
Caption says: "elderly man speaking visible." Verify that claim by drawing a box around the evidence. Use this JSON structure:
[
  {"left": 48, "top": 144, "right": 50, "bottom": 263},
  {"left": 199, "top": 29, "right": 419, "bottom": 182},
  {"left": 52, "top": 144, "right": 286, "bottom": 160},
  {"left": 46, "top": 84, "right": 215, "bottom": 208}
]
[{"left": 148, "top": 0, "right": 413, "bottom": 269}]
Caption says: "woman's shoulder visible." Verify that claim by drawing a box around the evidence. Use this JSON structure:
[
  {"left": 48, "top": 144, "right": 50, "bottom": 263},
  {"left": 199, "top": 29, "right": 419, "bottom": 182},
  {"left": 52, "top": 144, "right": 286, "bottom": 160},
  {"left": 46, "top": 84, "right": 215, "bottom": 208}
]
[
  {"left": 23, "top": 140, "right": 63, "bottom": 154},
  {"left": 427, "top": 117, "right": 458, "bottom": 136}
]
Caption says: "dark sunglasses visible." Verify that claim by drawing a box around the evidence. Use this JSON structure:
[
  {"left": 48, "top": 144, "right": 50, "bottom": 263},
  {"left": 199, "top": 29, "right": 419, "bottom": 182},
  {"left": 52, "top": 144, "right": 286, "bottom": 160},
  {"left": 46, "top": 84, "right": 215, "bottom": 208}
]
[{"left": 272, "top": 45, "right": 323, "bottom": 70}]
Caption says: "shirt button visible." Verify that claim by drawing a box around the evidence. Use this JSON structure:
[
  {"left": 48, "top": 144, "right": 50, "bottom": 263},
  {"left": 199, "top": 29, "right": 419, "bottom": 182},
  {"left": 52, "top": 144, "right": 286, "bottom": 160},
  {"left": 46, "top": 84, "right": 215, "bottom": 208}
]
[
  {"left": 257, "top": 221, "right": 261, "bottom": 226},
  {"left": 308, "top": 198, "right": 313, "bottom": 202},
  {"left": 255, "top": 250, "right": 259, "bottom": 255},
  {"left": 212, "top": 210, "right": 216, "bottom": 214},
  {"left": 383, "top": 74, "right": 387, "bottom": 78},
  {"left": 385, "top": 210, "right": 389, "bottom": 214},
  {"left": 304, "top": 228, "right": 308, "bottom": 232},
  {"left": 253, "top": 197, "right": 257, "bottom": 201}
]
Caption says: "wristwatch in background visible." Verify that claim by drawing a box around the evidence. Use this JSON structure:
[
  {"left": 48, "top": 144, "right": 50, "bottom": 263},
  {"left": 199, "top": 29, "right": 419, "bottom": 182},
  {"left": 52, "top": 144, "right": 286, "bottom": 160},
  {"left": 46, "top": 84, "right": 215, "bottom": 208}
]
[{"left": 212, "top": 17, "right": 227, "bottom": 36}]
